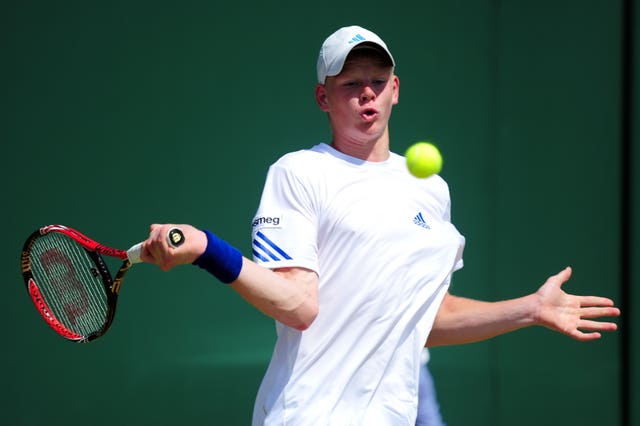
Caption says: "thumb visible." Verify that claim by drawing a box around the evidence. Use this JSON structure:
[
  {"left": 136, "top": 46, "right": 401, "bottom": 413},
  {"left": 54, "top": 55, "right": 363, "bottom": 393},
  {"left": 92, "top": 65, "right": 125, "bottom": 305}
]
[{"left": 552, "top": 266, "right": 572, "bottom": 288}]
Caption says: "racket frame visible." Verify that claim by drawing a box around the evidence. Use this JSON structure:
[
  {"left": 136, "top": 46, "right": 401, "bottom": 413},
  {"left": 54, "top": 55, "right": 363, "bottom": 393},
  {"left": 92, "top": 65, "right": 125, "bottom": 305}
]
[{"left": 21, "top": 225, "right": 134, "bottom": 343}]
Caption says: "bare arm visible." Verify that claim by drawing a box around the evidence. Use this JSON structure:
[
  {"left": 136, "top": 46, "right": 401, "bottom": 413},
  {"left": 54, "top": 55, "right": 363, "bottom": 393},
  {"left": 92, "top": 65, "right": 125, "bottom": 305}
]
[
  {"left": 140, "top": 224, "right": 319, "bottom": 330},
  {"left": 427, "top": 267, "right": 620, "bottom": 347},
  {"left": 232, "top": 262, "right": 318, "bottom": 330}
]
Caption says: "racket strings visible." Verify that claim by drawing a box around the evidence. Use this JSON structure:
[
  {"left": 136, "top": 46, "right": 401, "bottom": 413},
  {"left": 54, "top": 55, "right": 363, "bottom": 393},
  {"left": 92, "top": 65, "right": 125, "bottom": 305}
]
[{"left": 29, "top": 233, "right": 110, "bottom": 337}]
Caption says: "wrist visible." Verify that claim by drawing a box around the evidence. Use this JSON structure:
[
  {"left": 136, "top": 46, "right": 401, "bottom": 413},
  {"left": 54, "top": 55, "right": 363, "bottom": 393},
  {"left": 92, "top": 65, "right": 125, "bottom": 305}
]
[
  {"left": 192, "top": 230, "right": 243, "bottom": 284},
  {"left": 524, "top": 293, "right": 542, "bottom": 327}
]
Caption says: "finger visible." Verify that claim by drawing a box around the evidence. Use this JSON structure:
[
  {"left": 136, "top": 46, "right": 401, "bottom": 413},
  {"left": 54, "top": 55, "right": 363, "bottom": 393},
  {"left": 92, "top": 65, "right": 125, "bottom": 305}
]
[
  {"left": 579, "top": 296, "right": 617, "bottom": 308},
  {"left": 149, "top": 223, "right": 161, "bottom": 233},
  {"left": 570, "top": 330, "right": 602, "bottom": 342},
  {"left": 578, "top": 319, "right": 618, "bottom": 332},
  {"left": 139, "top": 245, "right": 153, "bottom": 263},
  {"left": 150, "top": 227, "right": 167, "bottom": 245},
  {"left": 141, "top": 250, "right": 162, "bottom": 266},
  {"left": 159, "top": 249, "right": 179, "bottom": 272},
  {"left": 579, "top": 306, "right": 621, "bottom": 319},
  {"left": 160, "top": 260, "right": 174, "bottom": 272},
  {"left": 553, "top": 266, "right": 572, "bottom": 286},
  {"left": 143, "top": 239, "right": 166, "bottom": 265}
]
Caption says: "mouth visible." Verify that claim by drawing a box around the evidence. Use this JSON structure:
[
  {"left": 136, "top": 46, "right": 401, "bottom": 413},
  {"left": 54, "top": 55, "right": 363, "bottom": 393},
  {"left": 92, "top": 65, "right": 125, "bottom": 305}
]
[{"left": 360, "top": 108, "right": 378, "bottom": 121}]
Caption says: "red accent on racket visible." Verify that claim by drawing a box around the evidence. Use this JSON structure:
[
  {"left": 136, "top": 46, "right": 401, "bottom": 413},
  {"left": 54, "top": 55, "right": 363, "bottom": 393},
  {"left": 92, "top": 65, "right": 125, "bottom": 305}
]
[{"left": 20, "top": 225, "right": 143, "bottom": 343}]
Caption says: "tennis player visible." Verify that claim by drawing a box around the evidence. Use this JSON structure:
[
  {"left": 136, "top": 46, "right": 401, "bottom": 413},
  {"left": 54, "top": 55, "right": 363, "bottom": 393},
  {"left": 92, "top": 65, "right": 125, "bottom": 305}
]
[{"left": 140, "top": 25, "right": 620, "bottom": 426}]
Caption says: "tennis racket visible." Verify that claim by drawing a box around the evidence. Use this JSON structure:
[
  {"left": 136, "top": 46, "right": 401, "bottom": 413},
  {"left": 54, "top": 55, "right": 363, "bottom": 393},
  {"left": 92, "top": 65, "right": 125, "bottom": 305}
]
[{"left": 20, "top": 224, "right": 185, "bottom": 343}]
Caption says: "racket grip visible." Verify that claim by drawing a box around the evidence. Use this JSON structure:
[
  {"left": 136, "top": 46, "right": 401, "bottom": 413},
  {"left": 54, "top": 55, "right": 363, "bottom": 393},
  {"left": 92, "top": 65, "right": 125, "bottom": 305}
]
[{"left": 126, "top": 242, "right": 144, "bottom": 264}]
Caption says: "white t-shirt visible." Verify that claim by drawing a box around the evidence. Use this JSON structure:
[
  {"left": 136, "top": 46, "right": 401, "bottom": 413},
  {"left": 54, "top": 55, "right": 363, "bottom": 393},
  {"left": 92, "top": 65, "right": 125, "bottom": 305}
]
[{"left": 251, "top": 143, "right": 465, "bottom": 426}]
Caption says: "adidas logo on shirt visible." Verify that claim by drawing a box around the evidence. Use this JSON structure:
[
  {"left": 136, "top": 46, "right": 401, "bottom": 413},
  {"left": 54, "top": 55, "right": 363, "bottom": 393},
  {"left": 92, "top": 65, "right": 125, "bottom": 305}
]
[
  {"left": 253, "top": 231, "right": 292, "bottom": 263},
  {"left": 413, "top": 212, "right": 431, "bottom": 229}
]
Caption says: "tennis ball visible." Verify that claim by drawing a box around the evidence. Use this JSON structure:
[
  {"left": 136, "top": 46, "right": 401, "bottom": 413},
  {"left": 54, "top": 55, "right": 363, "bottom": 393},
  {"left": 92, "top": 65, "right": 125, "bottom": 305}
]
[{"left": 405, "top": 142, "right": 443, "bottom": 178}]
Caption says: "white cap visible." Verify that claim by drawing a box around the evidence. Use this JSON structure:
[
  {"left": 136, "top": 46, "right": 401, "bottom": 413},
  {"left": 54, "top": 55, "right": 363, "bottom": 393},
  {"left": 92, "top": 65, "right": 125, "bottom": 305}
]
[{"left": 316, "top": 25, "right": 395, "bottom": 84}]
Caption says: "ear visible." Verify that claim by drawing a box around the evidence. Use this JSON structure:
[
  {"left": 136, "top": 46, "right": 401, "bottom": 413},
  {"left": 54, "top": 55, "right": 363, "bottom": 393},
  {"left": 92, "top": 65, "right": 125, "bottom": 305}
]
[
  {"left": 315, "top": 84, "right": 330, "bottom": 112},
  {"left": 392, "top": 75, "right": 400, "bottom": 105}
]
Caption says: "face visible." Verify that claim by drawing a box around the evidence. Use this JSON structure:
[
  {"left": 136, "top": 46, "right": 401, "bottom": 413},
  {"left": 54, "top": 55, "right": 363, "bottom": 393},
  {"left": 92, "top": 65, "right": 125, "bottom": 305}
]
[{"left": 316, "top": 51, "right": 399, "bottom": 144}]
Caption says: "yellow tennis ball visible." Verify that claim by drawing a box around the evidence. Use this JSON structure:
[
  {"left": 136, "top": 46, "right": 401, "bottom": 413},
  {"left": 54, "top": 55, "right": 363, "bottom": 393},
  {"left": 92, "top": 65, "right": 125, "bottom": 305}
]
[{"left": 405, "top": 142, "right": 443, "bottom": 178}]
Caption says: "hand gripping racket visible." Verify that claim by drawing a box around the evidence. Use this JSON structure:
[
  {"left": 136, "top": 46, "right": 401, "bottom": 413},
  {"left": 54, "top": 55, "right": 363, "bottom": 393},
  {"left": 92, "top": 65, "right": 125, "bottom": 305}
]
[{"left": 20, "top": 224, "right": 185, "bottom": 343}]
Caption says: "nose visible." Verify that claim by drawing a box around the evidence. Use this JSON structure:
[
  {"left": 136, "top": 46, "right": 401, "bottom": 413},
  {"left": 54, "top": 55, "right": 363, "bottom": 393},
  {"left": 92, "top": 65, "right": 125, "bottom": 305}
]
[{"left": 360, "top": 85, "right": 376, "bottom": 102}]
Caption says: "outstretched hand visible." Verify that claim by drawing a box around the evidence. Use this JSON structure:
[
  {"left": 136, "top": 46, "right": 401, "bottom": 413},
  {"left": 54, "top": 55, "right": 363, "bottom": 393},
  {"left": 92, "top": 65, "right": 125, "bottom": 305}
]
[{"left": 534, "top": 267, "right": 620, "bottom": 341}]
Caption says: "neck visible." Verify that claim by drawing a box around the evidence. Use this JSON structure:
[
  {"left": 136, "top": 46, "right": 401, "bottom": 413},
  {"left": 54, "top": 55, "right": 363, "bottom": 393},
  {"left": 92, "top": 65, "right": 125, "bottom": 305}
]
[{"left": 331, "top": 127, "right": 391, "bottom": 162}]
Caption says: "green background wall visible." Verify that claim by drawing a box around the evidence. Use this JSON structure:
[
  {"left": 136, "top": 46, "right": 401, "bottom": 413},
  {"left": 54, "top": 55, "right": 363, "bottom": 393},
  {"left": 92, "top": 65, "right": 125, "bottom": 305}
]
[{"left": 1, "top": 1, "right": 634, "bottom": 425}]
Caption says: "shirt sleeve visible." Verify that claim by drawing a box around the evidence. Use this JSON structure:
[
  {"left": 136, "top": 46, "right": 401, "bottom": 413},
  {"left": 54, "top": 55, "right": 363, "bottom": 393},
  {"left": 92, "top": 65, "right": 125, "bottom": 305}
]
[
  {"left": 250, "top": 162, "right": 319, "bottom": 273},
  {"left": 439, "top": 178, "right": 465, "bottom": 273}
]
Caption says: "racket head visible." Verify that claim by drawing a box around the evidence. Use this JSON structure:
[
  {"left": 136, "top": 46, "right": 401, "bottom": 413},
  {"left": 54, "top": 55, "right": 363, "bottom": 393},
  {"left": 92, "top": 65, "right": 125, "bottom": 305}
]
[{"left": 20, "top": 226, "right": 130, "bottom": 343}]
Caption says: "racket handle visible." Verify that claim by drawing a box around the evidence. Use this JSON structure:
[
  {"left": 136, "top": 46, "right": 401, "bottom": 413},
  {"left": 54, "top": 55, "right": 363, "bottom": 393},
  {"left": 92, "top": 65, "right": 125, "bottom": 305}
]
[{"left": 127, "top": 242, "right": 144, "bottom": 264}]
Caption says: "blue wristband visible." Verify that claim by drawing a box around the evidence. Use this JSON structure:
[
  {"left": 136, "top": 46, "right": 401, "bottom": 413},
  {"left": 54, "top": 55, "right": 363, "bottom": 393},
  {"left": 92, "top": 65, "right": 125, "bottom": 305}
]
[{"left": 192, "top": 230, "right": 243, "bottom": 284}]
